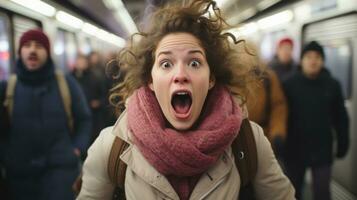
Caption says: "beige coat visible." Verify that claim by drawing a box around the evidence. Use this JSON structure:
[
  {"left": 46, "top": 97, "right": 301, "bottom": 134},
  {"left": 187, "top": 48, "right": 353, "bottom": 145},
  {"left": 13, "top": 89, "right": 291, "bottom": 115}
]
[{"left": 77, "top": 111, "right": 295, "bottom": 200}]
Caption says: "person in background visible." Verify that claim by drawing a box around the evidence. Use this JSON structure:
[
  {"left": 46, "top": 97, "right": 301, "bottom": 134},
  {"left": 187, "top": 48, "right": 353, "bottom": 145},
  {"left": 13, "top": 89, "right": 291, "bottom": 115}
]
[
  {"left": 283, "top": 41, "right": 349, "bottom": 200},
  {"left": 244, "top": 41, "right": 288, "bottom": 160},
  {"left": 0, "top": 29, "right": 92, "bottom": 200},
  {"left": 246, "top": 67, "right": 288, "bottom": 160},
  {"left": 77, "top": 0, "right": 295, "bottom": 199},
  {"left": 269, "top": 37, "right": 297, "bottom": 82},
  {"left": 72, "top": 54, "right": 107, "bottom": 143},
  {"left": 87, "top": 51, "right": 108, "bottom": 142}
]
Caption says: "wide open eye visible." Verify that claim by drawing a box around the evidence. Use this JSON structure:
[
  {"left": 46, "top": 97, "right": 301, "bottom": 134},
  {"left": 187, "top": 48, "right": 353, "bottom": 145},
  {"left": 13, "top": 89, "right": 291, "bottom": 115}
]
[
  {"left": 160, "top": 60, "right": 173, "bottom": 69},
  {"left": 189, "top": 60, "right": 200, "bottom": 68}
]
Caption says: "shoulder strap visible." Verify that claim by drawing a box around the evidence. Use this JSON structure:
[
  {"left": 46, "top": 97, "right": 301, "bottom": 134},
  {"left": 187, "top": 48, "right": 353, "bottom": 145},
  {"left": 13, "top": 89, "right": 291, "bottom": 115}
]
[
  {"left": 3, "top": 74, "right": 17, "bottom": 119},
  {"left": 232, "top": 118, "right": 258, "bottom": 187},
  {"left": 106, "top": 120, "right": 256, "bottom": 193},
  {"left": 55, "top": 71, "right": 74, "bottom": 132},
  {"left": 108, "top": 136, "right": 130, "bottom": 189}
]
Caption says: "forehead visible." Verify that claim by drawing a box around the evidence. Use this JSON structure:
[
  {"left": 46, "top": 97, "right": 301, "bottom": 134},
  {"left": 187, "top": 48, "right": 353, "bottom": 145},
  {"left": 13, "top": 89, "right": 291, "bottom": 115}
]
[
  {"left": 304, "top": 51, "right": 322, "bottom": 57},
  {"left": 155, "top": 33, "right": 204, "bottom": 54},
  {"left": 23, "top": 40, "right": 43, "bottom": 46},
  {"left": 278, "top": 43, "right": 293, "bottom": 49}
]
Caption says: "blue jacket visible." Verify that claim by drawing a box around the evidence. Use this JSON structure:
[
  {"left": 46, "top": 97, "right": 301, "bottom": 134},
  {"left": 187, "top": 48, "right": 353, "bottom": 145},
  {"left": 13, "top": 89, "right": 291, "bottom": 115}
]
[{"left": 0, "top": 59, "right": 92, "bottom": 177}]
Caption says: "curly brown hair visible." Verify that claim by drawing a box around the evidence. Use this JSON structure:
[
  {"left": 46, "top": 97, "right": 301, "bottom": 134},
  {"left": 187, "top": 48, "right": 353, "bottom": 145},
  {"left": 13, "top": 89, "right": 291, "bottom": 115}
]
[{"left": 108, "top": 0, "right": 260, "bottom": 114}]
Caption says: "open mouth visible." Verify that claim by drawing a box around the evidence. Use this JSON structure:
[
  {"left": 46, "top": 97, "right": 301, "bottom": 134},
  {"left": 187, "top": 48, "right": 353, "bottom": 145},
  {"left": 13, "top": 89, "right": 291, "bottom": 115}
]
[
  {"left": 171, "top": 91, "right": 192, "bottom": 116},
  {"left": 28, "top": 56, "right": 38, "bottom": 62}
]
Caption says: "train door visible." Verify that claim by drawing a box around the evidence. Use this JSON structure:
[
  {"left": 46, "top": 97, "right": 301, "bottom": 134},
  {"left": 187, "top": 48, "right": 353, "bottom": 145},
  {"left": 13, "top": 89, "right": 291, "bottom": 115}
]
[
  {"left": 54, "top": 29, "right": 78, "bottom": 73},
  {"left": 0, "top": 12, "right": 11, "bottom": 81},
  {"left": 303, "top": 13, "right": 357, "bottom": 197}
]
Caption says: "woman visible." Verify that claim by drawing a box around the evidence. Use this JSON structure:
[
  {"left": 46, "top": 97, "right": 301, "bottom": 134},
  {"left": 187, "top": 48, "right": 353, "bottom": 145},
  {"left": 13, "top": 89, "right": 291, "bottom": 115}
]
[{"left": 77, "top": 0, "right": 295, "bottom": 199}]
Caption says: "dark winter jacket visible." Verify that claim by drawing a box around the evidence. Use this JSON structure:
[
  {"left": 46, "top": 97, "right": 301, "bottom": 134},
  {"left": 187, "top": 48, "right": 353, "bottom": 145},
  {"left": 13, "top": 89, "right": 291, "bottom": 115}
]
[
  {"left": 0, "top": 59, "right": 91, "bottom": 178},
  {"left": 72, "top": 68, "right": 107, "bottom": 142},
  {"left": 269, "top": 56, "right": 297, "bottom": 83},
  {"left": 283, "top": 68, "right": 349, "bottom": 166}
]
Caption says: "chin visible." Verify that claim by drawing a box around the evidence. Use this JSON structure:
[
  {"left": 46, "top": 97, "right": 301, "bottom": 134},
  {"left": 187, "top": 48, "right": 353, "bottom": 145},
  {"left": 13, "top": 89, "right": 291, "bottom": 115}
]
[{"left": 170, "top": 121, "right": 194, "bottom": 131}]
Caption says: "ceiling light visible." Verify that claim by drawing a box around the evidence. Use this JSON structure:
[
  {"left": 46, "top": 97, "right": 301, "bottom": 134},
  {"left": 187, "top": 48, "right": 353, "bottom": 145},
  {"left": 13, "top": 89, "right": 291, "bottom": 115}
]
[
  {"left": 257, "top": 10, "right": 293, "bottom": 29},
  {"left": 82, "top": 23, "right": 99, "bottom": 36},
  {"left": 257, "top": 0, "right": 281, "bottom": 11},
  {"left": 56, "top": 11, "right": 83, "bottom": 29},
  {"left": 238, "top": 23, "right": 259, "bottom": 36},
  {"left": 97, "top": 29, "right": 125, "bottom": 48},
  {"left": 11, "top": 0, "right": 56, "bottom": 17}
]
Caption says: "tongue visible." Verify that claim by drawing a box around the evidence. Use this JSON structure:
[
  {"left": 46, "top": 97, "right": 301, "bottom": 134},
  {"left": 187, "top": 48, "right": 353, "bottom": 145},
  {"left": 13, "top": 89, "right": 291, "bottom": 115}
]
[{"left": 172, "top": 97, "right": 191, "bottom": 114}]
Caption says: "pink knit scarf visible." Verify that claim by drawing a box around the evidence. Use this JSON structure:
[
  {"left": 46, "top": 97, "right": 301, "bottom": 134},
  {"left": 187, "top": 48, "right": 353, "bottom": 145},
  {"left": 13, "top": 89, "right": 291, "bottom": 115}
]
[{"left": 127, "top": 85, "right": 242, "bottom": 199}]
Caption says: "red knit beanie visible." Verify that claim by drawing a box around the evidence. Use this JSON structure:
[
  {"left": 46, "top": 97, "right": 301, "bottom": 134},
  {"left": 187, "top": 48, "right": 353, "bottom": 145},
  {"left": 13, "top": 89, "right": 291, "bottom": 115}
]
[
  {"left": 18, "top": 29, "right": 50, "bottom": 55},
  {"left": 278, "top": 37, "right": 293, "bottom": 47}
]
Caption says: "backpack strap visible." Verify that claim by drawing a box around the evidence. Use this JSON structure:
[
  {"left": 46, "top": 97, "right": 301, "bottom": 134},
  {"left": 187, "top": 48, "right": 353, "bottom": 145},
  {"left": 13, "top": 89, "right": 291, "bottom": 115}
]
[
  {"left": 3, "top": 74, "right": 17, "bottom": 119},
  {"left": 232, "top": 118, "right": 258, "bottom": 187},
  {"left": 55, "top": 71, "right": 74, "bottom": 132},
  {"left": 107, "top": 136, "right": 130, "bottom": 189},
  {"left": 106, "top": 120, "right": 257, "bottom": 198}
]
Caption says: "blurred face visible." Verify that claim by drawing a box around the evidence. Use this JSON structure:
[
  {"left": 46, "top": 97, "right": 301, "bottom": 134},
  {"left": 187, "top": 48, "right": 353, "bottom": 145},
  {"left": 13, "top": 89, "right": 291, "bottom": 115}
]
[
  {"left": 75, "top": 56, "right": 89, "bottom": 71},
  {"left": 301, "top": 51, "right": 323, "bottom": 78},
  {"left": 20, "top": 40, "right": 48, "bottom": 71},
  {"left": 277, "top": 43, "right": 293, "bottom": 64},
  {"left": 89, "top": 53, "right": 100, "bottom": 65},
  {"left": 149, "top": 33, "right": 215, "bottom": 131}
]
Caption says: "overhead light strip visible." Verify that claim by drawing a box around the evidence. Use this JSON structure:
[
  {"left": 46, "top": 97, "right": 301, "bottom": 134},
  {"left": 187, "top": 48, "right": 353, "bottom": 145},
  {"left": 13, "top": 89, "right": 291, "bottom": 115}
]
[
  {"left": 56, "top": 11, "right": 83, "bottom": 29},
  {"left": 257, "top": 0, "right": 281, "bottom": 11},
  {"left": 11, "top": 0, "right": 56, "bottom": 17},
  {"left": 257, "top": 10, "right": 293, "bottom": 29}
]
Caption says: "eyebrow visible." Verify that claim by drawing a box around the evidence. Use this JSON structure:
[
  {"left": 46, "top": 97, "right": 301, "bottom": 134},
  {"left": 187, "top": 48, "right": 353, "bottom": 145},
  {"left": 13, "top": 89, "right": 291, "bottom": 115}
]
[{"left": 157, "top": 49, "right": 205, "bottom": 57}]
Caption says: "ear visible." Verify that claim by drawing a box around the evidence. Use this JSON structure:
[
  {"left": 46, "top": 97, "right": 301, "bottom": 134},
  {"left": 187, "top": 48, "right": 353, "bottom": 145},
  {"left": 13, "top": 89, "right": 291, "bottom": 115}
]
[
  {"left": 148, "top": 81, "right": 154, "bottom": 91},
  {"left": 209, "top": 76, "right": 216, "bottom": 89}
]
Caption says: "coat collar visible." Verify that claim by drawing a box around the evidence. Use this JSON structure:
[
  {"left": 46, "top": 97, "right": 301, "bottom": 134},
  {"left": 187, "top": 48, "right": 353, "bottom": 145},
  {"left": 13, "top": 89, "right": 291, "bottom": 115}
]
[{"left": 111, "top": 110, "right": 236, "bottom": 199}]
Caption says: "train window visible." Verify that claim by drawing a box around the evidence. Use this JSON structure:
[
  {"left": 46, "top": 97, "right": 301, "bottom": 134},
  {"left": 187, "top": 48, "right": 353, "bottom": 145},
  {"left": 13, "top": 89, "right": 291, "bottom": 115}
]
[
  {"left": 54, "top": 29, "right": 78, "bottom": 72},
  {"left": 323, "top": 41, "right": 352, "bottom": 99},
  {"left": 0, "top": 12, "right": 11, "bottom": 81},
  {"left": 64, "top": 31, "right": 78, "bottom": 71},
  {"left": 78, "top": 36, "right": 92, "bottom": 55},
  {"left": 54, "top": 29, "right": 66, "bottom": 72},
  {"left": 13, "top": 15, "right": 40, "bottom": 55}
]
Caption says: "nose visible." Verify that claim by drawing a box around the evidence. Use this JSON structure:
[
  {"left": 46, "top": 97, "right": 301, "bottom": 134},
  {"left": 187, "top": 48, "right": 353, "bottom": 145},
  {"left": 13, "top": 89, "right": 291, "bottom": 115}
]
[
  {"left": 173, "top": 64, "right": 190, "bottom": 84},
  {"left": 28, "top": 43, "right": 37, "bottom": 51}
]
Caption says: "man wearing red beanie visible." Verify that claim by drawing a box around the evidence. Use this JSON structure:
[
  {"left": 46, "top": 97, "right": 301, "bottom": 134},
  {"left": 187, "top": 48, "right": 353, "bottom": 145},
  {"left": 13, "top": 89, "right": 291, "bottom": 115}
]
[
  {"left": 269, "top": 37, "right": 297, "bottom": 82},
  {"left": 18, "top": 29, "right": 51, "bottom": 71},
  {"left": 0, "top": 29, "right": 92, "bottom": 200}
]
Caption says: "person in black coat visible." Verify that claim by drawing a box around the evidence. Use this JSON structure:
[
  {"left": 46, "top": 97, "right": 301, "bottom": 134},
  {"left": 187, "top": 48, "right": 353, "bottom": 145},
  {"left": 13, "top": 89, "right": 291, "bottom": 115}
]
[
  {"left": 0, "top": 29, "right": 92, "bottom": 200},
  {"left": 72, "top": 54, "right": 107, "bottom": 143},
  {"left": 283, "top": 41, "right": 349, "bottom": 200}
]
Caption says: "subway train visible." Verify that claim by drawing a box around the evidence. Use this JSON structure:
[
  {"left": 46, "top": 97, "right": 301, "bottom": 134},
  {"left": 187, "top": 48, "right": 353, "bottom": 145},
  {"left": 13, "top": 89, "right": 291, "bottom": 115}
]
[
  {"left": 0, "top": 0, "right": 125, "bottom": 81},
  {"left": 228, "top": 0, "right": 357, "bottom": 199}
]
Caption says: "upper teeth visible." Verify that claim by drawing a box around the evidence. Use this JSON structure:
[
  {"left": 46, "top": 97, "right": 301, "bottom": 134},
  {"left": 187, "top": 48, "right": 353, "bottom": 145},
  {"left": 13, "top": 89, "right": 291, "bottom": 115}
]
[{"left": 177, "top": 92, "right": 188, "bottom": 95}]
